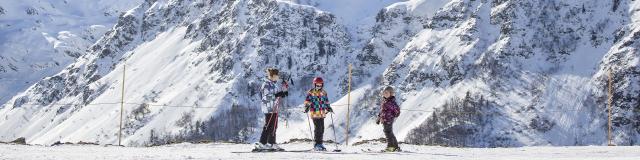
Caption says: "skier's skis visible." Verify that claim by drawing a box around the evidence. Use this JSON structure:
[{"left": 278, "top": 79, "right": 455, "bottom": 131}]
[
  {"left": 284, "top": 149, "right": 353, "bottom": 154},
  {"left": 361, "top": 148, "right": 412, "bottom": 153},
  {"left": 281, "top": 149, "right": 313, "bottom": 152},
  {"left": 234, "top": 149, "right": 349, "bottom": 154},
  {"left": 249, "top": 148, "right": 285, "bottom": 152}
]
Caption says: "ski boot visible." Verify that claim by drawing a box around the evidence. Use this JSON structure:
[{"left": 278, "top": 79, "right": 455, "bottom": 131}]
[
  {"left": 384, "top": 146, "right": 401, "bottom": 152},
  {"left": 252, "top": 142, "right": 274, "bottom": 152},
  {"left": 313, "top": 144, "right": 327, "bottom": 151}
]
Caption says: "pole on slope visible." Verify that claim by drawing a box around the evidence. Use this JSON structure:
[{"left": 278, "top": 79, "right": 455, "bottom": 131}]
[
  {"left": 306, "top": 111, "right": 313, "bottom": 140},
  {"left": 284, "top": 74, "right": 292, "bottom": 128},
  {"left": 118, "top": 63, "right": 126, "bottom": 146},
  {"left": 267, "top": 97, "right": 282, "bottom": 143},
  {"left": 330, "top": 113, "right": 341, "bottom": 152},
  {"left": 345, "top": 64, "right": 352, "bottom": 146},
  {"left": 268, "top": 76, "right": 290, "bottom": 142},
  {"left": 608, "top": 69, "right": 614, "bottom": 146}
]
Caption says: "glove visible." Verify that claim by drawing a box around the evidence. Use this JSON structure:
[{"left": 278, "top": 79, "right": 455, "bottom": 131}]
[
  {"left": 275, "top": 91, "right": 288, "bottom": 98},
  {"left": 304, "top": 105, "right": 310, "bottom": 113},
  {"left": 326, "top": 106, "right": 333, "bottom": 113}
]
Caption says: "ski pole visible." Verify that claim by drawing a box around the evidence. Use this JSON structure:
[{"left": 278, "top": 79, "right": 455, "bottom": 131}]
[
  {"left": 272, "top": 79, "right": 288, "bottom": 135},
  {"left": 330, "top": 112, "right": 341, "bottom": 152},
  {"left": 265, "top": 97, "right": 281, "bottom": 143},
  {"left": 271, "top": 97, "right": 281, "bottom": 136},
  {"left": 306, "top": 110, "right": 313, "bottom": 141},
  {"left": 283, "top": 78, "right": 290, "bottom": 128}
]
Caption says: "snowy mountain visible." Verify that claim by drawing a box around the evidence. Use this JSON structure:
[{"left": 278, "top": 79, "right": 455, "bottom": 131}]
[
  {"left": 1, "top": 0, "right": 639, "bottom": 147},
  {"left": 0, "top": 0, "right": 142, "bottom": 105}
]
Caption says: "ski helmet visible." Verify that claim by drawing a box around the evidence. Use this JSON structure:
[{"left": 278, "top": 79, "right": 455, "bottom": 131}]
[{"left": 313, "top": 77, "right": 324, "bottom": 84}]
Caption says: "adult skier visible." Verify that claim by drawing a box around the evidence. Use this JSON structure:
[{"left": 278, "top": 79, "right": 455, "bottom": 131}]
[{"left": 254, "top": 68, "right": 289, "bottom": 152}]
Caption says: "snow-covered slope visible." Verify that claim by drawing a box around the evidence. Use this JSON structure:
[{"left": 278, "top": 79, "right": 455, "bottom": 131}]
[
  {"left": 2, "top": 142, "right": 640, "bottom": 160},
  {"left": 1, "top": 0, "right": 354, "bottom": 146},
  {"left": 390, "top": 0, "right": 640, "bottom": 146},
  {"left": 1, "top": 0, "right": 640, "bottom": 147},
  {"left": 0, "top": 0, "right": 142, "bottom": 105},
  {"left": 279, "top": 0, "right": 404, "bottom": 25}
]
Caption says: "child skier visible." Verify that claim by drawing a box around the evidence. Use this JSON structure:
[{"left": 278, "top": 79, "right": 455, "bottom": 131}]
[
  {"left": 376, "top": 86, "right": 401, "bottom": 152},
  {"left": 254, "top": 68, "right": 289, "bottom": 151},
  {"left": 303, "top": 77, "right": 333, "bottom": 151}
]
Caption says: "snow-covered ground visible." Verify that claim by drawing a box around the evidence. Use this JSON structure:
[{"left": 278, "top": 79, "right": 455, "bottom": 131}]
[{"left": 0, "top": 142, "right": 639, "bottom": 160}]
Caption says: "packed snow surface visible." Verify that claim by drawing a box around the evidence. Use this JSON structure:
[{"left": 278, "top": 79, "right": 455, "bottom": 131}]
[{"left": 1, "top": 142, "right": 639, "bottom": 160}]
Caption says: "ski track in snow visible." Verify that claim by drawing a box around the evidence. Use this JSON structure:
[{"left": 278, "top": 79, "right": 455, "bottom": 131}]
[{"left": 0, "top": 142, "right": 639, "bottom": 160}]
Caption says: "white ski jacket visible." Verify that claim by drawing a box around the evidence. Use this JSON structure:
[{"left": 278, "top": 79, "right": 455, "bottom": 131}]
[{"left": 260, "top": 78, "right": 286, "bottom": 113}]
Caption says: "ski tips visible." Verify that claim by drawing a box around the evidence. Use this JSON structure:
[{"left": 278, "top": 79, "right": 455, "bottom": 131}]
[{"left": 333, "top": 149, "right": 342, "bottom": 152}]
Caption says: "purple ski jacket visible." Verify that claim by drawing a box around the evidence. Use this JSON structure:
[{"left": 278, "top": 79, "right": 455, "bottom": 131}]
[{"left": 378, "top": 96, "right": 400, "bottom": 124}]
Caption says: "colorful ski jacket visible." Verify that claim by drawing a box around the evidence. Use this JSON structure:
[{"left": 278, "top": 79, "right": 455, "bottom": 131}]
[{"left": 304, "top": 88, "right": 330, "bottom": 119}]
